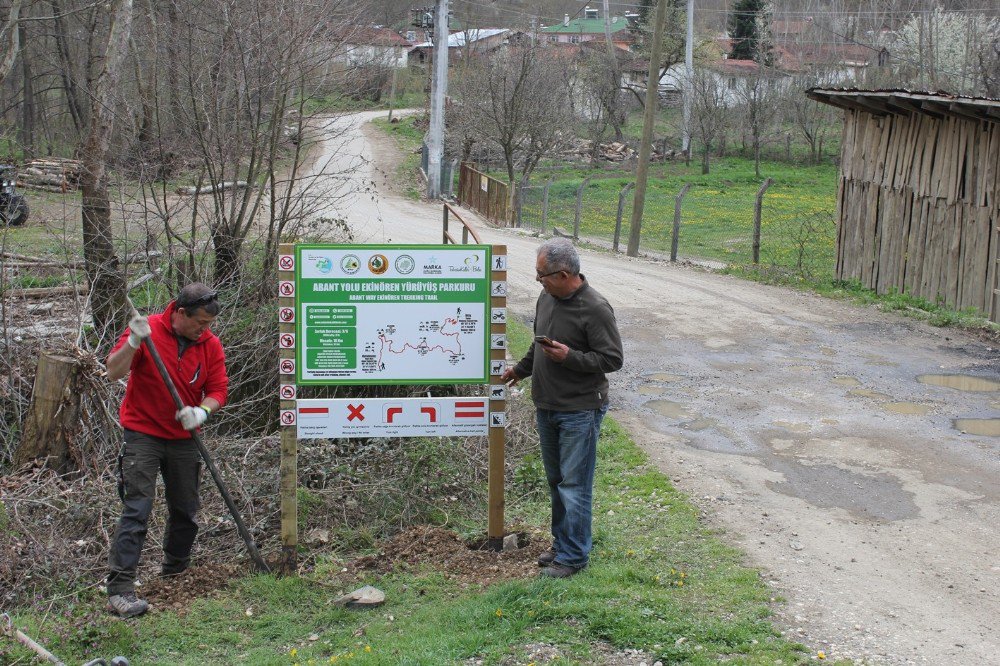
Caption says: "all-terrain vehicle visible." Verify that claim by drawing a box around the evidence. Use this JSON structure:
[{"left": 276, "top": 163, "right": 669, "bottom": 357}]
[{"left": 1, "top": 165, "right": 29, "bottom": 226}]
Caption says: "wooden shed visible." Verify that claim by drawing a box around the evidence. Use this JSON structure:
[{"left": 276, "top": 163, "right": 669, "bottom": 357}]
[{"left": 806, "top": 88, "right": 1000, "bottom": 322}]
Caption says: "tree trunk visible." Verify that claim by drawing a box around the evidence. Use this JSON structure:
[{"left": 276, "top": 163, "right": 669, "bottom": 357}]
[
  {"left": 212, "top": 230, "right": 242, "bottom": 287},
  {"left": 0, "top": 0, "right": 22, "bottom": 88},
  {"left": 80, "top": 0, "right": 134, "bottom": 343},
  {"left": 14, "top": 352, "right": 84, "bottom": 473},
  {"left": 702, "top": 145, "right": 710, "bottom": 175},
  {"left": 50, "top": 0, "right": 86, "bottom": 136},
  {"left": 18, "top": 21, "right": 35, "bottom": 159}
]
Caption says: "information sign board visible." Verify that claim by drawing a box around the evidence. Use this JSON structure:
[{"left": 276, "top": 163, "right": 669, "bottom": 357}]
[
  {"left": 296, "top": 397, "right": 489, "bottom": 438},
  {"left": 295, "top": 244, "right": 491, "bottom": 385}
]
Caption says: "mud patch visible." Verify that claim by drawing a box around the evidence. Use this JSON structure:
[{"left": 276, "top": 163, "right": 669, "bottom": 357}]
[
  {"left": 849, "top": 389, "right": 891, "bottom": 400},
  {"left": 646, "top": 372, "right": 684, "bottom": 382},
  {"left": 832, "top": 376, "right": 861, "bottom": 387},
  {"left": 644, "top": 399, "right": 696, "bottom": 420},
  {"left": 766, "top": 460, "right": 918, "bottom": 521},
  {"left": 142, "top": 562, "right": 248, "bottom": 615},
  {"left": 882, "top": 402, "right": 932, "bottom": 416},
  {"left": 352, "top": 525, "right": 546, "bottom": 588}
]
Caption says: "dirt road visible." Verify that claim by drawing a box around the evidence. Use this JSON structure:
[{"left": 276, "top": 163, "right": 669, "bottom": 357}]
[{"left": 314, "top": 111, "right": 1000, "bottom": 665}]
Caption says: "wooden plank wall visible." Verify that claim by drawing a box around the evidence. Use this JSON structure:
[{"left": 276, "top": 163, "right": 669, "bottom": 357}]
[
  {"left": 836, "top": 109, "right": 1000, "bottom": 321},
  {"left": 457, "top": 162, "right": 512, "bottom": 226}
]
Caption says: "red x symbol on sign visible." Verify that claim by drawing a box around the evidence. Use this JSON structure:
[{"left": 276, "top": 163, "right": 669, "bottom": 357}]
[{"left": 347, "top": 403, "right": 365, "bottom": 421}]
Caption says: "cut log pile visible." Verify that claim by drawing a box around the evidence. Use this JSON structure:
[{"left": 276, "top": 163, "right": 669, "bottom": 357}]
[
  {"left": 18, "top": 158, "right": 84, "bottom": 192},
  {"left": 563, "top": 140, "right": 679, "bottom": 163}
]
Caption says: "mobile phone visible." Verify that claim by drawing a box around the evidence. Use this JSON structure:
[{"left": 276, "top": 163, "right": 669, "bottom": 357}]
[{"left": 534, "top": 335, "right": 553, "bottom": 346}]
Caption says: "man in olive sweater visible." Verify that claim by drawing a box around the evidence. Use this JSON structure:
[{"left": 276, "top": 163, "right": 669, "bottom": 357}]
[{"left": 501, "top": 238, "right": 623, "bottom": 578}]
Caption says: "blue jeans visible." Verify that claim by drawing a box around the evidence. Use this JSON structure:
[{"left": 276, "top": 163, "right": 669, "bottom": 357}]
[{"left": 536, "top": 406, "right": 608, "bottom": 569}]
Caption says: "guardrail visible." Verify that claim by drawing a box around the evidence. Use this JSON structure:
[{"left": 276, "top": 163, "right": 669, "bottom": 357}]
[{"left": 442, "top": 202, "right": 482, "bottom": 245}]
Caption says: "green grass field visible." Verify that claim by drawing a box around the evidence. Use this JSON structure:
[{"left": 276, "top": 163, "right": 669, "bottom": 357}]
[{"left": 518, "top": 157, "right": 838, "bottom": 278}]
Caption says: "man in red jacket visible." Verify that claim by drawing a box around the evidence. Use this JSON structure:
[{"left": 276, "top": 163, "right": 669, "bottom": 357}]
[{"left": 104, "top": 283, "right": 228, "bottom": 617}]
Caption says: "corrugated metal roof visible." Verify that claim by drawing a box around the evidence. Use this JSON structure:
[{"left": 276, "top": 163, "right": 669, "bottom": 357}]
[
  {"left": 806, "top": 88, "right": 1000, "bottom": 121},
  {"left": 541, "top": 18, "right": 630, "bottom": 34}
]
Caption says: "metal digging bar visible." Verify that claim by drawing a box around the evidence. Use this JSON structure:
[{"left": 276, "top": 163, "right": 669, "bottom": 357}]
[
  {"left": 125, "top": 299, "right": 270, "bottom": 574},
  {"left": 1, "top": 612, "right": 129, "bottom": 665}
]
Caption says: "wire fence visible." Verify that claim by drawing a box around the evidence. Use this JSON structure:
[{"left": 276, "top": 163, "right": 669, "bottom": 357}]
[{"left": 515, "top": 175, "right": 837, "bottom": 279}]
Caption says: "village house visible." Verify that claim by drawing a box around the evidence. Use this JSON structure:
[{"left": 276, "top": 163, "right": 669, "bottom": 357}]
[
  {"left": 539, "top": 6, "right": 634, "bottom": 49},
  {"left": 335, "top": 26, "right": 413, "bottom": 69}
]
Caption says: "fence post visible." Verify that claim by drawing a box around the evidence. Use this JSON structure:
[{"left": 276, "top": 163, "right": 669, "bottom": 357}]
[
  {"left": 541, "top": 177, "right": 554, "bottom": 235},
  {"left": 442, "top": 203, "right": 450, "bottom": 244},
  {"left": 753, "top": 178, "right": 775, "bottom": 265},
  {"left": 515, "top": 176, "right": 529, "bottom": 228},
  {"left": 671, "top": 183, "right": 692, "bottom": 262},
  {"left": 574, "top": 175, "right": 593, "bottom": 240},
  {"left": 613, "top": 182, "right": 635, "bottom": 253}
]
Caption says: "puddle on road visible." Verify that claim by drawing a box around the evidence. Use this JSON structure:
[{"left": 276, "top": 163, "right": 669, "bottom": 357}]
[
  {"left": 644, "top": 399, "right": 696, "bottom": 420},
  {"left": 833, "top": 375, "right": 861, "bottom": 387},
  {"left": 646, "top": 373, "right": 684, "bottom": 383},
  {"left": 918, "top": 374, "right": 1000, "bottom": 392},
  {"left": 882, "top": 402, "right": 932, "bottom": 415},
  {"left": 682, "top": 418, "right": 717, "bottom": 432},
  {"left": 766, "top": 459, "right": 918, "bottom": 521},
  {"left": 773, "top": 420, "right": 811, "bottom": 433},
  {"left": 821, "top": 418, "right": 839, "bottom": 425},
  {"left": 638, "top": 385, "right": 666, "bottom": 396},
  {"left": 819, "top": 346, "right": 837, "bottom": 357},
  {"left": 849, "top": 388, "right": 892, "bottom": 401},
  {"left": 864, "top": 355, "right": 899, "bottom": 367},
  {"left": 954, "top": 418, "right": 1000, "bottom": 436}
]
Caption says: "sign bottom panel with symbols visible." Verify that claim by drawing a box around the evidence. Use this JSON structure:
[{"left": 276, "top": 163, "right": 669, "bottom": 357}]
[{"left": 296, "top": 397, "right": 489, "bottom": 439}]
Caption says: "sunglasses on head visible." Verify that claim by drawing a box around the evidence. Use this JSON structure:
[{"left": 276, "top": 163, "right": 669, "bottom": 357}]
[{"left": 179, "top": 291, "right": 218, "bottom": 309}]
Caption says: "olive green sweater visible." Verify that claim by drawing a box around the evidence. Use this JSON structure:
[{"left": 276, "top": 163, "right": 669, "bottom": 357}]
[{"left": 513, "top": 276, "right": 623, "bottom": 410}]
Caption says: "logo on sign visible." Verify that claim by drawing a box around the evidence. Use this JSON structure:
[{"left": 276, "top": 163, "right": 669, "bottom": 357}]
[
  {"left": 279, "top": 307, "right": 294, "bottom": 323},
  {"left": 316, "top": 257, "right": 333, "bottom": 274},
  {"left": 341, "top": 254, "right": 360, "bottom": 274},
  {"left": 279, "top": 333, "right": 295, "bottom": 349},
  {"left": 280, "top": 410, "right": 296, "bottom": 426},
  {"left": 279, "top": 358, "right": 295, "bottom": 375},
  {"left": 395, "top": 254, "right": 415, "bottom": 274},
  {"left": 278, "top": 255, "right": 294, "bottom": 271},
  {"left": 368, "top": 254, "right": 389, "bottom": 275},
  {"left": 279, "top": 281, "right": 294, "bottom": 297},
  {"left": 279, "top": 385, "right": 296, "bottom": 400}
]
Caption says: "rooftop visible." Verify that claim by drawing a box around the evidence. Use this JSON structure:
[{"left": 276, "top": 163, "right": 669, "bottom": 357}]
[
  {"left": 541, "top": 17, "right": 631, "bottom": 34},
  {"left": 806, "top": 88, "right": 1000, "bottom": 123}
]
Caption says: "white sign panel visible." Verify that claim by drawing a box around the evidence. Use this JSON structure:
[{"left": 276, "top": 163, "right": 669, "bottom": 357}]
[{"left": 296, "top": 397, "right": 489, "bottom": 439}]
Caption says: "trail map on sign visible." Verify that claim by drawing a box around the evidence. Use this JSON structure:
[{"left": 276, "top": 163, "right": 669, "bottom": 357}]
[{"left": 295, "top": 245, "right": 491, "bottom": 384}]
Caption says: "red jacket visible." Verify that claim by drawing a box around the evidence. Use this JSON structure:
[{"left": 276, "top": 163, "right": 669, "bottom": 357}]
[{"left": 110, "top": 300, "right": 229, "bottom": 440}]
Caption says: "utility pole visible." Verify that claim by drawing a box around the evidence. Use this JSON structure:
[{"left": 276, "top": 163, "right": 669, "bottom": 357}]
[
  {"left": 427, "top": 0, "right": 449, "bottom": 199},
  {"left": 626, "top": 0, "right": 668, "bottom": 257},
  {"left": 682, "top": 0, "right": 694, "bottom": 156},
  {"left": 602, "top": 0, "right": 615, "bottom": 57}
]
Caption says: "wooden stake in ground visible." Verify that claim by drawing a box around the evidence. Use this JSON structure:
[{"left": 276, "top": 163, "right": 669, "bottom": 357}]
[
  {"left": 626, "top": 0, "right": 669, "bottom": 257},
  {"left": 14, "top": 351, "right": 82, "bottom": 473}
]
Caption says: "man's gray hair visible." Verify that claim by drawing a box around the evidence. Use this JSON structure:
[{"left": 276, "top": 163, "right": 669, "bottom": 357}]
[{"left": 538, "top": 238, "right": 580, "bottom": 275}]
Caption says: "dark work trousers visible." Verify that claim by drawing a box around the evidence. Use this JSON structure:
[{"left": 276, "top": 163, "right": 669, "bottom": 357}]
[{"left": 107, "top": 429, "right": 202, "bottom": 595}]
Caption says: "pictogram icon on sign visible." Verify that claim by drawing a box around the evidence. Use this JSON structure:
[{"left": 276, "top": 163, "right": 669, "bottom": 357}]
[
  {"left": 420, "top": 405, "right": 438, "bottom": 422},
  {"left": 279, "top": 333, "right": 295, "bottom": 349},
  {"left": 491, "top": 334, "right": 507, "bottom": 349},
  {"left": 347, "top": 403, "right": 365, "bottom": 421},
  {"left": 279, "top": 307, "right": 295, "bottom": 323},
  {"left": 385, "top": 406, "right": 403, "bottom": 423},
  {"left": 490, "top": 412, "right": 507, "bottom": 428},
  {"left": 492, "top": 254, "right": 507, "bottom": 271},
  {"left": 279, "top": 358, "right": 295, "bottom": 375},
  {"left": 278, "top": 255, "right": 294, "bottom": 271},
  {"left": 454, "top": 401, "right": 485, "bottom": 418},
  {"left": 491, "top": 281, "right": 507, "bottom": 297},
  {"left": 491, "top": 307, "right": 507, "bottom": 323},
  {"left": 489, "top": 385, "right": 506, "bottom": 400},
  {"left": 490, "top": 360, "right": 506, "bottom": 376},
  {"left": 280, "top": 410, "right": 296, "bottom": 426},
  {"left": 279, "top": 384, "right": 296, "bottom": 400},
  {"left": 279, "top": 281, "right": 295, "bottom": 297}
]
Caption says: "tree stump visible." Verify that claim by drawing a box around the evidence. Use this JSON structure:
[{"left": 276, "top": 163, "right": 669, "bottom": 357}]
[{"left": 14, "top": 352, "right": 84, "bottom": 473}]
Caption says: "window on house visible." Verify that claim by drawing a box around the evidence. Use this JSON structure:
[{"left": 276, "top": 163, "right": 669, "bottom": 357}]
[{"left": 570, "top": 35, "right": 580, "bottom": 44}]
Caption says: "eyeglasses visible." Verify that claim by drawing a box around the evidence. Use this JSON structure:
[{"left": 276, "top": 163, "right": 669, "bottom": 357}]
[
  {"left": 535, "top": 270, "right": 563, "bottom": 279},
  {"left": 179, "top": 291, "right": 218, "bottom": 308}
]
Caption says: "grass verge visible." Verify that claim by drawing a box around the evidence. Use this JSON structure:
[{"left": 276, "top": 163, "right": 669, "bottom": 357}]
[{"left": 371, "top": 114, "right": 426, "bottom": 201}]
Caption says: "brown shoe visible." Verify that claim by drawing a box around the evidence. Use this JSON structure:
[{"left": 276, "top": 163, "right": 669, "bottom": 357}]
[
  {"left": 537, "top": 548, "right": 557, "bottom": 567},
  {"left": 539, "top": 563, "right": 584, "bottom": 578}
]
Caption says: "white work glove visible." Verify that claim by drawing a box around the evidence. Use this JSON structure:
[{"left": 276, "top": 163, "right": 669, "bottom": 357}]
[
  {"left": 176, "top": 406, "right": 209, "bottom": 430},
  {"left": 126, "top": 315, "right": 151, "bottom": 349}
]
